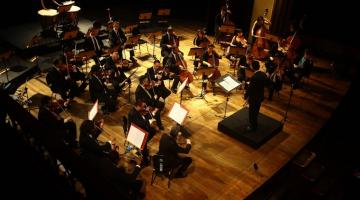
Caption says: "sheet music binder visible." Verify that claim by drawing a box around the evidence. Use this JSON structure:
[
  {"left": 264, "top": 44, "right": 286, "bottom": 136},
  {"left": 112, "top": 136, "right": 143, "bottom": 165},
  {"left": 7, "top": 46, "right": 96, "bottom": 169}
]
[
  {"left": 168, "top": 102, "right": 189, "bottom": 125},
  {"left": 188, "top": 47, "right": 204, "bottom": 57},
  {"left": 127, "top": 123, "right": 149, "bottom": 150}
]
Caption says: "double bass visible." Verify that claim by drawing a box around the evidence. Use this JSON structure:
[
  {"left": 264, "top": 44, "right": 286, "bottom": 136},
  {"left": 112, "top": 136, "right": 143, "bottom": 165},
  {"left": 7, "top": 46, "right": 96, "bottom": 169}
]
[{"left": 176, "top": 52, "right": 194, "bottom": 84}]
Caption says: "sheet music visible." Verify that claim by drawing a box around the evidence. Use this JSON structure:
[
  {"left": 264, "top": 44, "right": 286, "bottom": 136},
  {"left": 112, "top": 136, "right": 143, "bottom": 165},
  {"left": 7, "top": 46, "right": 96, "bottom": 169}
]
[
  {"left": 88, "top": 100, "right": 99, "bottom": 120},
  {"left": 168, "top": 102, "right": 188, "bottom": 125},
  {"left": 177, "top": 78, "right": 188, "bottom": 94},
  {"left": 219, "top": 76, "right": 240, "bottom": 92},
  {"left": 127, "top": 124, "right": 148, "bottom": 150}
]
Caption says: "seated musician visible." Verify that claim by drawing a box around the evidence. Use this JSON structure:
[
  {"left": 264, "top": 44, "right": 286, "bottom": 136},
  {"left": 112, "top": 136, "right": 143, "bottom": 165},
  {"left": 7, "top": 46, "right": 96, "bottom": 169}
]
[
  {"left": 84, "top": 21, "right": 104, "bottom": 64},
  {"left": 200, "top": 44, "right": 222, "bottom": 88},
  {"left": 226, "top": 29, "right": 248, "bottom": 67},
  {"left": 135, "top": 75, "right": 164, "bottom": 130},
  {"left": 164, "top": 46, "right": 191, "bottom": 93},
  {"left": 38, "top": 95, "right": 77, "bottom": 148},
  {"left": 109, "top": 21, "right": 137, "bottom": 65},
  {"left": 158, "top": 125, "right": 192, "bottom": 178},
  {"left": 88, "top": 65, "right": 118, "bottom": 113},
  {"left": 46, "top": 57, "right": 81, "bottom": 101},
  {"left": 102, "top": 51, "right": 131, "bottom": 94},
  {"left": 291, "top": 49, "right": 312, "bottom": 87},
  {"left": 128, "top": 99, "right": 159, "bottom": 166},
  {"left": 160, "top": 26, "right": 179, "bottom": 58},
  {"left": 193, "top": 29, "right": 210, "bottom": 69},
  {"left": 79, "top": 119, "right": 119, "bottom": 163},
  {"left": 145, "top": 60, "right": 171, "bottom": 100}
]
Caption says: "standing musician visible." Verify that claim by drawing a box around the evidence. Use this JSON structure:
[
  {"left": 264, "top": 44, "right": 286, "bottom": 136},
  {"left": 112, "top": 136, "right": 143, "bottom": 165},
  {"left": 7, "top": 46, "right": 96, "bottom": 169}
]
[
  {"left": 145, "top": 60, "right": 171, "bottom": 101},
  {"left": 135, "top": 75, "right": 165, "bottom": 130},
  {"left": 250, "top": 16, "right": 270, "bottom": 60},
  {"left": 84, "top": 21, "right": 104, "bottom": 64},
  {"left": 193, "top": 29, "right": 210, "bottom": 69},
  {"left": 160, "top": 26, "right": 179, "bottom": 58},
  {"left": 278, "top": 22, "right": 302, "bottom": 68},
  {"left": 88, "top": 65, "right": 118, "bottom": 113},
  {"left": 38, "top": 95, "right": 77, "bottom": 148},
  {"left": 164, "top": 46, "right": 193, "bottom": 93},
  {"left": 46, "top": 57, "right": 81, "bottom": 101},
  {"left": 102, "top": 51, "right": 131, "bottom": 94},
  {"left": 200, "top": 44, "right": 222, "bottom": 88},
  {"left": 128, "top": 99, "right": 159, "bottom": 166},
  {"left": 214, "top": 6, "right": 232, "bottom": 43}
]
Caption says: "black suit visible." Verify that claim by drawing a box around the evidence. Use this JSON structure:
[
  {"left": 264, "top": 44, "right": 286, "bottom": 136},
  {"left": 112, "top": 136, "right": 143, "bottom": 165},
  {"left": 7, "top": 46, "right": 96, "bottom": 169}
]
[
  {"left": 135, "top": 85, "right": 164, "bottom": 127},
  {"left": 109, "top": 28, "right": 127, "bottom": 60},
  {"left": 244, "top": 70, "right": 268, "bottom": 129},
  {"left": 158, "top": 134, "right": 192, "bottom": 174},
  {"left": 46, "top": 67, "right": 79, "bottom": 100},
  {"left": 164, "top": 52, "right": 183, "bottom": 91},
  {"left": 104, "top": 56, "right": 130, "bottom": 93},
  {"left": 84, "top": 35, "right": 104, "bottom": 63},
  {"left": 38, "top": 107, "right": 77, "bottom": 147},
  {"left": 89, "top": 73, "right": 117, "bottom": 112},
  {"left": 160, "top": 33, "right": 178, "bottom": 57},
  {"left": 145, "top": 67, "right": 171, "bottom": 99}
]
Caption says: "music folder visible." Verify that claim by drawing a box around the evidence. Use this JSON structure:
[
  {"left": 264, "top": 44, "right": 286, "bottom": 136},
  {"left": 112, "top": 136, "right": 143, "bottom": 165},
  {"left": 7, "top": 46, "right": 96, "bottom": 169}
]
[
  {"left": 216, "top": 74, "right": 241, "bottom": 93},
  {"left": 168, "top": 102, "right": 189, "bottom": 125},
  {"left": 127, "top": 123, "right": 149, "bottom": 150},
  {"left": 88, "top": 100, "right": 99, "bottom": 120},
  {"left": 188, "top": 47, "right": 204, "bottom": 57}
]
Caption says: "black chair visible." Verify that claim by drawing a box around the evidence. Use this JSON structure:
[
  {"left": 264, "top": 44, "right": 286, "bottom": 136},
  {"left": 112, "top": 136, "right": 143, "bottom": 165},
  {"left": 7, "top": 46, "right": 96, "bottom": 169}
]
[{"left": 151, "top": 154, "right": 180, "bottom": 188}]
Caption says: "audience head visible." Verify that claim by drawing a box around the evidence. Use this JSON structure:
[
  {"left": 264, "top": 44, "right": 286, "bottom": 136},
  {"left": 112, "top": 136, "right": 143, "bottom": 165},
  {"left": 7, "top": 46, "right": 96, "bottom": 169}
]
[
  {"left": 80, "top": 120, "right": 100, "bottom": 138},
  {"left": 252, "top": 60, "right": 260, "bottom": 71},
  {"left": 170, "top": 125, "right": 181, "bottom": 138}
]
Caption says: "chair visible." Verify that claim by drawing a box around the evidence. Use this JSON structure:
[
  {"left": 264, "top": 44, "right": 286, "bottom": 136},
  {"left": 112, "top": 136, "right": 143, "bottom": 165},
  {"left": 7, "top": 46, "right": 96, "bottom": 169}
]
[
  {"left": 151, "top": 154, "right": 180, "bottom": 188},
  {"left": 122, "top": 116, "right": 129, "bottom": 146}
]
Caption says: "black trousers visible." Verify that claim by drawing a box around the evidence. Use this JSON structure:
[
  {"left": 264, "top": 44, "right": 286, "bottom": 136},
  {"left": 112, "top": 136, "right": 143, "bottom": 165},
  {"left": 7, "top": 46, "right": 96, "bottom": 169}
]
[
  {"left": 249, "top": 101, "right": 262, "bottom": 129},
  {"left": 176, "top": 156, "right": 192, "bottom": 175}
]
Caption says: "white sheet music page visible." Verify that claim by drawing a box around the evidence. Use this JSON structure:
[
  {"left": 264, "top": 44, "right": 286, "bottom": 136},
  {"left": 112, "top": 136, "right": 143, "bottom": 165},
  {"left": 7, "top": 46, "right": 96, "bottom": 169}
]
[
  {"left": 220, "top": 75, "right": 240, "bottom": 92},
  {"left": 168, "top": 102, "right": 188, "bottom": 125},
  {"left": 177, "top": 78, "right": 188, "bottom": 94},
  {"left": 127, "top": 124, "right": 148, "bottom": 150},
  {"left": 88, "top": 100, "right": 99, "bottom": 120}
]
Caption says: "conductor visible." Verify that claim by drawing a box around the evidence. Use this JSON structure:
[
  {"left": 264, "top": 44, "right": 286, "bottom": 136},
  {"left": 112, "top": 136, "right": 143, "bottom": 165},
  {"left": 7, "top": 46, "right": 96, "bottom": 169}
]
[{"left": 244, "top": 61, "right": 268, "bottom": 131}]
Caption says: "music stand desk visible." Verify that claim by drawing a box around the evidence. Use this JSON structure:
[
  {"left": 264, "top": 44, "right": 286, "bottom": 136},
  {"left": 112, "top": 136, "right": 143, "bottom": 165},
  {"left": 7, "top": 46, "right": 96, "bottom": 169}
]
[
  {"left": 188, "top": 47, "right": 204, "bottom": 57},
  {"left": 157, "top": 9, "right": 171, "bottom": 16},
  {"left": 219, "top": 25, "right": 235, "bottom": 34}
]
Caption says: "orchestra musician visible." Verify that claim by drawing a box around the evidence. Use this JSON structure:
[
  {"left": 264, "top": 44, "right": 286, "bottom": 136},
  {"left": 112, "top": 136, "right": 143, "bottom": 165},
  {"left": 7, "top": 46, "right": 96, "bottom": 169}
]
[
  {"left": 79, "top": 119, "right": 119, "bottom": 163},
  {"left": 135, "top": 75, "right": 165, "bottom": 130},
  {"left": 38, "top": 95, "right": 78, "bottom": 148},
  {"left": 278, "top": 22, "right": 302, "bottom": 67},
  {"left": 160, "top": 26, "right": 179, "bottom": 58},
  {"left": 200, "top": 44, "right": 222, "bottom": 88},
  {"left": 109, "top": 21, "right": 137, "bottom": 65},
  {"left": 164, "top": 46, "right": 193, "bottom": 93},
  {"left": 84, "top": 21, "right": 104, "bottom": 64},
  {"left": 158, "top": 125, "right": 192, "bottom": 178},
  {"left": 214, "top": 6, "right": 232, "bottom": 43},
  {"left": 46, "top": 56, "right": 82, "bottom": 101},
  {"left": 88, "top": 65, "right": 118, "bottom": 113},
  {"left": 193, "top": 29, "right": 210, "bottom": 69},
  {"left": 102, "top": 51, "right": 131, "bottom": 94},
  {"left": 250, "top": 16, "right": 270, "bottom": 60},
  {"left": 145, "top": 60, "right": 171, "bottom": 100},
  {"left": 128, "top": 99, "right": 159, "bottom": 166},
  {"left": 226, "top": 28, "right": 248, "bottom": 67}
]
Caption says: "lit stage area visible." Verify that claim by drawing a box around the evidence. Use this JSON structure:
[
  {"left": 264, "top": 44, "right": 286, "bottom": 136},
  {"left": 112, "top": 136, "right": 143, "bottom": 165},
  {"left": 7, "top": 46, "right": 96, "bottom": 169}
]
[{"left": 0, "top": 0, "right": 355, "bottom": 199}]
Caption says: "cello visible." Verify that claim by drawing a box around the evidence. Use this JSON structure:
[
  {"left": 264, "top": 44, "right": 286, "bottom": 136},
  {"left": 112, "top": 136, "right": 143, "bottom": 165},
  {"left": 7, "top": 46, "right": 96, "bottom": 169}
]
[{"left": 176, "top": 52, "right": 194, "bottom": 84}]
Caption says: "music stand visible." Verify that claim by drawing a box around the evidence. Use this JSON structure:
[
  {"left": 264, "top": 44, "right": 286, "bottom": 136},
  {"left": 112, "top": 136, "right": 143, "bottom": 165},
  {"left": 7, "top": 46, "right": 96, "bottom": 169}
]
[
  {"left": 76, "top": 50, "right": 96, "bottom": 72},
  {"left": 157, "top": 9, "right": 171, "bottom": 16},
  {"left": 227, "top": 46, "right": 246, "bottom": 75},
  {"left": 177, "top": 78, "right": 188, "bottom": 105},
  {"left": 219, "top": 25, "right": 235, "bottom": 34},
  {"left": 147, "top": 31, "right": 162, "bottom": 59},
  {"left": 215, "top": 74, "right": 241, "bottom": 119},
  {"left": 127, "top": 123, "right": 149, "bottom": 150},
  {"left": 124, "top": 24, "right": 138, "bottom": 34},
  {"left": 187, "top": 47, "right": 204, "bottom": 57}
]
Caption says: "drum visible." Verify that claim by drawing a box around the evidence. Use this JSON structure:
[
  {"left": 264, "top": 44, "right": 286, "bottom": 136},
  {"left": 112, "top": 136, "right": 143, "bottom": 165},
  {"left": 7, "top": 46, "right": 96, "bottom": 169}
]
[
  {"left": 66, "top": 5, "right": 81, "bottom": 25},
  {"left": 37, "top": 9, "right": 59, "bottom": 30}
]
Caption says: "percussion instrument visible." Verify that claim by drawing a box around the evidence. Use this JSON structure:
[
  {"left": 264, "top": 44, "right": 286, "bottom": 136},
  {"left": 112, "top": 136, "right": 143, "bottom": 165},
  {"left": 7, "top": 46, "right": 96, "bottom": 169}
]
[
  {"left": 65, "top": 5, "right": 81, "bottom": 25},
  {"left": 37, "top": 9, "right": 59, "bottom": 30}
]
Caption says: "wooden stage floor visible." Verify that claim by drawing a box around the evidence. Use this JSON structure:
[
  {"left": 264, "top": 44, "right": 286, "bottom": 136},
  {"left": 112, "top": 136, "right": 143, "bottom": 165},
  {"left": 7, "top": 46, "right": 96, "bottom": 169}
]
[{"left": 22, "top": 23, "right": 350, "bottom": 199}]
